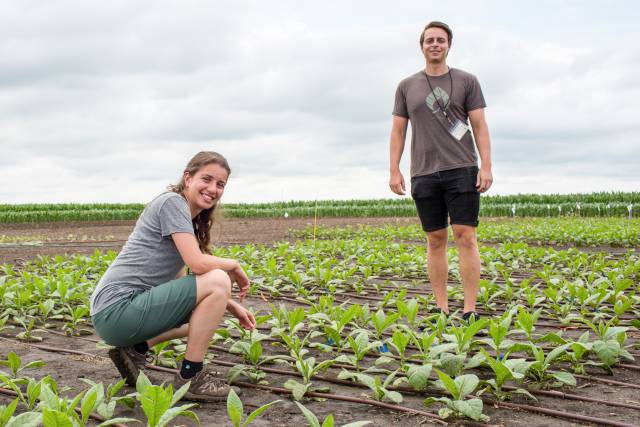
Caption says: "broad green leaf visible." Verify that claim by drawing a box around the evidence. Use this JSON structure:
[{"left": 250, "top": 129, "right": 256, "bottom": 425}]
[
  {"left": 385, "top": 391, "right": 403, "bottom": 404},
  {"left": 140, "top": 385, "right": 172, "bottom": 426},
  {"left": 171, "top": 380, "right": 191, "bottom": 406},
  {"left": 407, "top": 364, "right": 431, "bottom": 391},
  {"left": 550, "top": 371, "right": 576, "bottom": 386},
  {"left": 435, "top": 370, "right": 459, "bottom": 399},
  {"left": 135, "top": 371, "right": 152, "bottom": 394},
  {"left": 80, "top": 386, "right": 99, "bottom": 423},
  {"left": 227, "top": 388, "right": 243, "bottom": 427},
  {"left": 96, "top": 418, "right": 142, "bottom": 427},
  {"left": 39, "top": 383, "right": 59, "bottom": 410},
  {"left": 451, "top": 398, "right": 488, "bottom": 421},
  {"left": 157, "top": 405, "right": 198, "bottom": 427},
  {"left": 454, "top": 374, "right": 479, "bottom": 399},
  {"left": 594, "top": 340, "right": 621, "bottom": 367},
  {"left": 294, "top": 401, "right": 320, "bottom": 427},
  {"left": 284, "top": 379, "right": 309, "bottom": 401},
  {"left": 321, "top": 414, "right": 334, "bottom": 427},
  {"left": 41, "top": 408, "right": 73, "bottom": 427},
  {"left": 243, "top": 399, "right": 281, "bottom": 427},
  {"left": 6, "top": 412, "right": 41, "bottom": 427},
  {"left": 7, "top": 352, "right": 20, "bottom": 375}
]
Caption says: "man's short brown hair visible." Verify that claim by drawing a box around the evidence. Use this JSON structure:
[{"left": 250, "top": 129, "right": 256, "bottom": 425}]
[{"left": 419, "top": 21, "right": 453, "bottom": 46}]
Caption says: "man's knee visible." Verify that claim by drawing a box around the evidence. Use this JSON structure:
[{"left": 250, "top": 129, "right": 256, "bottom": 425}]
[
  {"left": 452, "top": 226, "right": 477, "bottom": 250},
  {"left": 426, "top": 229, "right": 448, "bottom": 251}
]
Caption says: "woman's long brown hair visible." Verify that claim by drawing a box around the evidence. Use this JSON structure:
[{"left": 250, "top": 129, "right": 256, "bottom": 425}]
[{"left": 168, "top": 151, "right": 231, "bottom": 254}]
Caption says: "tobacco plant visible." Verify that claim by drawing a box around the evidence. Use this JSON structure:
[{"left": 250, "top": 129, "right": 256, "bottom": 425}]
[
  {"left": 227, "top": 388, "right": 280, "bottom": 427},
  {"left": 425, "top": 370, "right": 489, "bottom": 422}
]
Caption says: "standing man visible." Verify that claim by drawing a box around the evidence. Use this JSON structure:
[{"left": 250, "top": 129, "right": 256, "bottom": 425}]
[{"left": 389, "top": 21, "right": 493, "bottom": 321}]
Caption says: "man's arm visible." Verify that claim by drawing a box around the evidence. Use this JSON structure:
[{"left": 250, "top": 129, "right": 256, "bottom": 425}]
[
  {"left": 468, "top": 108, "right": 493, "bottom": 193},
  {"left": 389, "top": 115, "right": 409, "bottom": 195}
]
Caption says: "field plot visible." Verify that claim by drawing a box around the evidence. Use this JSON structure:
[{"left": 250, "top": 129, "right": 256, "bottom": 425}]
[{"left": 0, "top": 217, "right": 639, "bottom": 426}]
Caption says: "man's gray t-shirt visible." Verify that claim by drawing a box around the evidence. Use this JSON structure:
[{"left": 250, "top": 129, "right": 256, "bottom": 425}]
[
  {"left": 393, "top": 68, "right": 486, "bottom": 177},
  {"left": 90, "top": 192, "right": 194, "bottom": 316}
]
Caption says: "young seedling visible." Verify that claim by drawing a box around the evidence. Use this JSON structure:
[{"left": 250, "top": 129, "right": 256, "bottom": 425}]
[
  {"left": 441, "top": 317, "right": 488, "bottom": 354},
  {"left": 0, "top": 352, "right": 46, "bottom": 384},
  {"left": 333, "top": 330, "right": 382, "bottom": 372},
  {"left": 369, "top": 309, "right": 398, "bottom": 342},
  {"left": 526, "top": 343, "right": 576, "bottom": 388},
  {"left": 581, "top": 318, "right": 634, "bottom": 371},
  {"left": 135, "top": 371, "right": 199, "bottom": 427},
  {"left": 338, "top": 369, "right": 403, "bottom": 403},
  {"left": 0, "top": 398, "right": 41, "bottom": 427},
  {"left": 79, "top": 378, "right": 136, "bottom": 420},
  {"left": 479, "top": 349, "right": 535, "bottom": 401},
  {"left": 284, "top": 356, "right": 335, "bottom": 400},
  {"left": 227, "top": 388, "right": 280, "bottom": 427},
  {"left": 515, "top": 306, "right": 542, "bottom": 341},
  {"left": 425, "top": 370, "right": 489, "bottom": 422}
]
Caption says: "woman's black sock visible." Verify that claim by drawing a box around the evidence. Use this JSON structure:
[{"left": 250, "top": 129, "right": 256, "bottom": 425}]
[
  {"left": 180, "top": 359, "right": 203, "bottom": 379},
  {"left": 133, "top": 341, "right": 149, "bottom": 355}
]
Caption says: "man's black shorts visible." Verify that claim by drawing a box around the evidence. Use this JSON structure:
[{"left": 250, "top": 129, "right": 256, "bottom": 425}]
[{"left": 411, "top": 166, "right": 480, "bottom": 232}]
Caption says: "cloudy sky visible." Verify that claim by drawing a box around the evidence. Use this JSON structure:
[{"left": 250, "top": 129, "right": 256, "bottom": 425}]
[{"left": 1, "top": 1, "right": 639, "bottom": 204}]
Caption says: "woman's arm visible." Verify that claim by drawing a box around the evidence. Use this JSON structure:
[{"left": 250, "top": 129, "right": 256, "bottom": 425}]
[
  {"left": 172, "top": 232, "right": 238, "bottom": 274},
  {"left": 172, "top": 232, "right": 250, "bottom": 301}
]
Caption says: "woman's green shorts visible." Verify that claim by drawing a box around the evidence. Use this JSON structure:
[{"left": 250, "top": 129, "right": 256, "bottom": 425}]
[{"left": 91, "top": 275, "right": 197, "bottom": 347}]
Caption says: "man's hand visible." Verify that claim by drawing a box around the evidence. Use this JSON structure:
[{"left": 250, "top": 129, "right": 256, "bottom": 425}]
[
  {"left": 228, "top": 263, "right": 250, "bottom": 302},
  {"left": 476, "top": 166, "right": 493, "bottom": 193},
  {"left": 227, "top": 300, "right": 256, "bottom": 330},
  {"left": 389, "top": 170, "right": 406, "bottom": 195}
]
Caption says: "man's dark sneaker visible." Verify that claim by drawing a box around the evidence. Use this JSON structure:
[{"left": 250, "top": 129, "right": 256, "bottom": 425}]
[
  {"left": 108, "top": 346, "right": 147, "bottom": 386},
  {"left": 462, "top": 311, "right": 481, "bottom": 322},
  {"left": 173, "top": 369, "right": 232, "bottom": 402}
]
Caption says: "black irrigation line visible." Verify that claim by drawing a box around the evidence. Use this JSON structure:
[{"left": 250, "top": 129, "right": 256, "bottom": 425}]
[
  {"left": 0, "top": 386, "right": 128, "bottom": 427},
  {"left": 154, "top": 360, "right": 637, "bottom": 427},
  {"left": 36, "top": 326, "right": 640, "bottom": 392},
  {"left": 5, "top": 330, "right": 640, "bottom": 426},
  {"left": 135, "top": 364, "right": 454, "bottom": 426},
  {"left": 248, "top": 291, "right": 638, "bottom": 332},
  {"left": 205, "top": 344, "right": 640, "bottom": 412},
  {"left": 354, "top": 279, "right": 639, "bottom": 318}
]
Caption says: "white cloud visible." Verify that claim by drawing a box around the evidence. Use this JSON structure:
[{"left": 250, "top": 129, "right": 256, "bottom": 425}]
[{"left": 1, "top": 1, "right": 639, "bottom": 203}]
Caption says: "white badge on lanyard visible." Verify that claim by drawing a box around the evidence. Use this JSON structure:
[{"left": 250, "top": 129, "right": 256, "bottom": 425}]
[{"left": 449, "top": 119, "right": 469, "bottom": 141}]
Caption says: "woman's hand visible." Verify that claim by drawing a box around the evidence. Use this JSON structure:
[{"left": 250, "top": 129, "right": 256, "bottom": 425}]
[
  {"left": 228, "top": 262, "right": 250, "bottom": 302},
  {"left": 227, "top": 300, "right": 256, "bottom": 330}
]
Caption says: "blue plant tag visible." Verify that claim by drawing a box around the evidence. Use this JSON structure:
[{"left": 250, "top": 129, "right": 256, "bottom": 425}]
[{"left": 378, "top": 343, "right": 390, "bottom": 353}]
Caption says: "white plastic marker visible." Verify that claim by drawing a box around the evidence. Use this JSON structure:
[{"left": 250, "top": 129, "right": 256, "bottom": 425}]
[
  {"left": 511, "top": 204, "right": 516, "bottom": 218},
  {"left": 576, "top": 202, "right": 581, "bottom": 217},
  {"left": 628, "top": 204, "right": 633, "bottom": 220},
  {"left": 284, "top": 212, "right": 289, "bottom": 218}
]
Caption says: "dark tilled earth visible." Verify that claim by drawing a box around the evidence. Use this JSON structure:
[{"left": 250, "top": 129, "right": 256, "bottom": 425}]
[{"left": 1, "top": 218, "right": 639, "bottom": 427}]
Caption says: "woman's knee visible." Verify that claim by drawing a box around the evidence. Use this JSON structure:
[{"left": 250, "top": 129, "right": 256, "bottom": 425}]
[{"left": 196, "top": 269, "right": 232, "bottom": 300}]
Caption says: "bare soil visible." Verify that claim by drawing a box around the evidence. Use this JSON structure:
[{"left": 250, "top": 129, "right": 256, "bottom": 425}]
[{"left": 1, "top": 218, "right": 639, "bottom": 427}]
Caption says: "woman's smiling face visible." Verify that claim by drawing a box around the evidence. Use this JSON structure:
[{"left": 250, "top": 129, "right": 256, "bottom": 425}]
[{"left": 183, "top": 162, "right": 229, "bottom": 217}]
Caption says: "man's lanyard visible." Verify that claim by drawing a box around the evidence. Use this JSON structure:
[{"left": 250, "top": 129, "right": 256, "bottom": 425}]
[{"left": 425, "top": 68, "right": 454, "bottom": 125}]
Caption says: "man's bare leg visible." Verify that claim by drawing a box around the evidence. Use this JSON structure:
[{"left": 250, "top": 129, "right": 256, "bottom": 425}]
[
  {"left": 451, "top": 224, "right": 480, "bottom": 313},
  {"left": 426, "top": 228, "right": 450, "bottom": 313}
]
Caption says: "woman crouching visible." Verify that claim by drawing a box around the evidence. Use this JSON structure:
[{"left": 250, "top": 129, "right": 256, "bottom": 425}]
[{"left": 90, "top": 151, "right": 255, "bottom": 401}]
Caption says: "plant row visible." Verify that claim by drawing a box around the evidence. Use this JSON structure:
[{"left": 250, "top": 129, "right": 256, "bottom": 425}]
[{"left": 295, "top": 217, "right": 640, "bottom": 247}]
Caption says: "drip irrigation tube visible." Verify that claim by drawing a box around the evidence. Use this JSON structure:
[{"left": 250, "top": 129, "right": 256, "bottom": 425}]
[{"left": 5, "top": 332, "right": 640, "bottom": 426}]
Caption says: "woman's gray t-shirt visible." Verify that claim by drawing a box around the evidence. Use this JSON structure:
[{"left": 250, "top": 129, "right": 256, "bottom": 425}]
[{"left": 90, "top": 192, "right": 194, "bottom": 316}]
